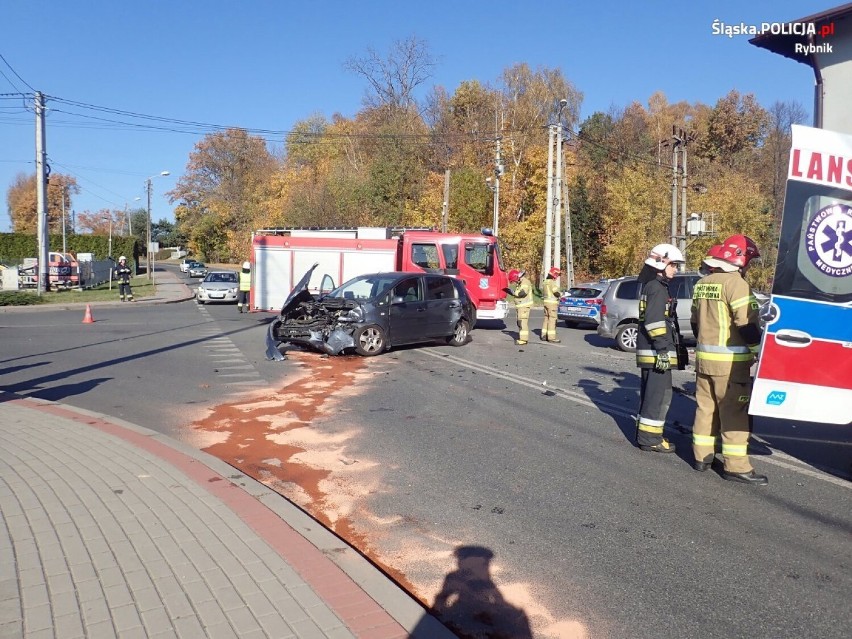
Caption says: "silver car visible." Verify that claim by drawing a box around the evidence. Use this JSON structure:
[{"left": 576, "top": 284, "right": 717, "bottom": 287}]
[
  {"left": 597, "top": 273, "right": 700, "bottom": 352},
  {"left": 196, "top": 270, "right": 239, "bottom": 304}
]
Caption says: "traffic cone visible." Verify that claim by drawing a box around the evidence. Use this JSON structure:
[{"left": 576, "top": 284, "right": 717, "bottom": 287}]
[{"left": 82, "top": 304, "right": 95, "bottom": 324}]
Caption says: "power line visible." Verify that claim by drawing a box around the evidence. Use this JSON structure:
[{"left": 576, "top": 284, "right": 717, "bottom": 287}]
[{"left": 0, "top": 54, "right": 36, "bottom": 92}]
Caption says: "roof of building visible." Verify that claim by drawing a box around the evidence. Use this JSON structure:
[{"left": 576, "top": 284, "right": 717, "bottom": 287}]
[{"left": 750, "top": 2, "right": 852, "bottom": 65}]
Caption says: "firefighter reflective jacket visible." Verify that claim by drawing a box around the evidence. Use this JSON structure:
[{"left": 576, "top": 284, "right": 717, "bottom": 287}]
[
  {"left": 542, "top": 278, "right": 560, "bottom": 302},
  {"left": 514, "top": 276, "right": 534, "bottom": 308},
  {"left": 636, "top": 275, "right": 680, "bottom": 368},
  {"left": 239, "top": 270, "right": 251, "bottom": 292},
  {"left": 114, "top": 263, "right": 132, "bottom": 284},
  {"left": 691, "top": 271, "right": 761, "bottom": 376}
]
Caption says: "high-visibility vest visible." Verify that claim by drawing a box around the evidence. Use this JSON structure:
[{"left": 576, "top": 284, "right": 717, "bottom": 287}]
[{"left": 239, "top": 270, "right": 251, "bottom": 292}]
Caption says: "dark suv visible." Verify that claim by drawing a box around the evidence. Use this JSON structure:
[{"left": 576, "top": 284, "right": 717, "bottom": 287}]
[{"left": 597, "top": 273, "right": 701, "bottom": 351}]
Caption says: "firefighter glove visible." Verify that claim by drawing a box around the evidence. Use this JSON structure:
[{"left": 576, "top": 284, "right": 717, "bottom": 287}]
[{"left": 654, "top": 352, "right": 671, "bottom": 372}]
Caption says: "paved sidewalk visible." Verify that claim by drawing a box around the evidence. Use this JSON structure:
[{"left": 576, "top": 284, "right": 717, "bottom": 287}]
[
  {"left": 0, "top": 266, "right": 454, "bottom": 637},
  {"left": 0, "top": 395, "right": 454, "bottom": 639}
]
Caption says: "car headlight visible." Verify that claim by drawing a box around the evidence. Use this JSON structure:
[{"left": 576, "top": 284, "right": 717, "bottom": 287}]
[{"left": 229, "top": 287, "right": 237, "bottom": 294}]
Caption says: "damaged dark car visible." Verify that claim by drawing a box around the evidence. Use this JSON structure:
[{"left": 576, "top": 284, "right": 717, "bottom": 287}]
[{"left": 266, "top": 265, "right": 477, "bottom": 360}]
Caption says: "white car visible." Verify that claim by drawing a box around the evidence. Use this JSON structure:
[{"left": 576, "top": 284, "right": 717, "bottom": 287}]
[
  {"left": 179, "top": 258, "right": 195, "bottom": 273},
  {"left": 196, "top": 270, "right": 239, "bottom": 304}
]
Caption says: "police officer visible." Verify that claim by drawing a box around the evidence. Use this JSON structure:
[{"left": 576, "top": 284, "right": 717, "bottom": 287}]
[
  {"left": 635, "top": 243, "right": 685, "bottom": 453},
  {"left": 237, "top": 261, "right": 251, "bottom": 313},
  {"left": 691, "top": 235, "right": 766, "bottom": 485},
  {"left": 506, "top": 269, "right": 533, "bottom": 345},
  {"left": 114, "top": 256, "right": 134, "bottom": 302},
  {"left": 541, "top": 266, "right": 561, "bottom": 343}
]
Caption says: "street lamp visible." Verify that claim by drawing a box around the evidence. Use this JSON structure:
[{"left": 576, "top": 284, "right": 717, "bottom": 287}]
[{"left": 145, "top": 171, "right": 170, "bottom": 286}]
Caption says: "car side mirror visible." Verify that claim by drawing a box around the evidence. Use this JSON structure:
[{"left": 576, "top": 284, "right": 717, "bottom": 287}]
[{"left": 392, "top": 295, "right": 406, "bottom": 305}]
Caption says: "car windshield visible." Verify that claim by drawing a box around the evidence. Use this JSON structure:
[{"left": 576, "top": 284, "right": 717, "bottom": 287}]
[
  {"left": 327, "top": 275, "right": 400, "bottom": 301},
  {"left": 205, "top": 273, "right": 236, "bottom": 283},
  {"left": 566, "top": 287, "right": 602, "bottom": 298}
]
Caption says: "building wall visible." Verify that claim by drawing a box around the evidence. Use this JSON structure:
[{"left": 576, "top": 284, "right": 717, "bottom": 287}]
[{"left": 820, "top": 30, "right": 852, "bottom": 134}]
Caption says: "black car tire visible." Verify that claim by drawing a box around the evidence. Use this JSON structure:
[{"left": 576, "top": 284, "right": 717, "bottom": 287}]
[
  {"left": 615, "top": 323, "right": 639, "bottom": 352},
  {"left": 196, "top": 297, "right": 204, "bottom": 305},
  {"left": 354, "top": 325, "right": 386, "bottom": 356},
  {"left": 446, "top": 319, "right": 469, "bottom": 346}
]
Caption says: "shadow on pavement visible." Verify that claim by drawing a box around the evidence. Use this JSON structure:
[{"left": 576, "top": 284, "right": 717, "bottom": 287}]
[{"left": 409, "top": 545, "right": 532, "bottom": 639}]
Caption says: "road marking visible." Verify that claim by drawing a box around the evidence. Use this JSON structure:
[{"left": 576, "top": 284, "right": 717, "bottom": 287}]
[{"left": 419, "top": 350, "right": 851, "bottom": 489}]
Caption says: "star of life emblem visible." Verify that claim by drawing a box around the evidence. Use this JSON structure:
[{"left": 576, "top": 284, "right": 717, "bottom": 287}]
[{"left": 805, "top": 203, "right": 852, "bottom": 277}]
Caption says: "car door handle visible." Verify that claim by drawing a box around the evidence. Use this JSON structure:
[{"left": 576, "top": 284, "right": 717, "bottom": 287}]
[
  {"left": 417, "top": 307, "right": 427, "bottom": 312},
  {"left": 448, "top": 302, "right": 460, "bottom": 308},
  {"left": 774, "top": 329, "right": 812, "bottom": 347}
]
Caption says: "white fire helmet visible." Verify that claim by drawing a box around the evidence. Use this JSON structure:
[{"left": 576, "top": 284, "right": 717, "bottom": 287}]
[
  {"left": 644, "top": 243, "right": 685, "bottom": 269},
  {"left": 118, "top": 255, "right": 127, "bottom": 262},
  {"left": 242, "top": 261, "right": 250, "bottom": 270}
]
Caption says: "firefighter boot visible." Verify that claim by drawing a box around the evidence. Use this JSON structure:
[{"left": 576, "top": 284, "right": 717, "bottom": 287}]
[
  {"left": 639, "top": 439, "right": 677, "bottom": 453},
  {"left": 120, "top": 296, "right": 125, "bottom": 302},
  {"left": 722, "top": 470, "right": 768, "bottom": 485}
]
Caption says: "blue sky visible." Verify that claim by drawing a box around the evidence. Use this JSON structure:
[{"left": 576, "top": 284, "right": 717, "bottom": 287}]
[{"left": 0, "top": 0, "right": 831, "bottom": 233}]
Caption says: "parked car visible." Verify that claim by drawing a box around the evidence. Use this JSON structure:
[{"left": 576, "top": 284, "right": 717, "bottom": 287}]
[
  {"left": 179, "top": 257, "right": 196, "bottom": 273},
  {"left": 187, "top": 262, "right": 208, "bottom": 278},
  {"left": 196, "top": 270, "right": 239, "bottom": 304},
  {"left": 557, "top": 280, "right": 612, "bottom": 328},
  {"left": 598, "top": 273, "right": 701, "bottom": 352},
  {"left": 266, "top": 265, "right": 476, "bottom": 359}
]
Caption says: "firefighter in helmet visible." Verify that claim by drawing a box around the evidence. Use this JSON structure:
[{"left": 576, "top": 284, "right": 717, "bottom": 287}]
[
  {"left": 691, "top": 235, "right": 766, "bottom": 484},
  {"left": 237, "top": 261, "right": 251, "bottom": 313},
  {"left": 114, "top": 256, "right": 134, "bottom": 302},
  {"left": 506, "top": 268, "right": 533, "bottom": 345},
  {"left": 541, "top": 266, "right": 562, "bottom": 343},
  {"left": 635, "top": 243, "right": 685, "bottom": 453}
]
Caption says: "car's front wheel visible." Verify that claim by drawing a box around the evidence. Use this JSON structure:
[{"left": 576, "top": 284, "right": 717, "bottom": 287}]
[
  {"left": 446, "top": 319, "right": 469, "bottom": 346},
  {"left": 615, "top": 323, "right": 638, "bottom": 352},
  {"left": 354, "top": 325, "right": 386, "bottom": 356}
]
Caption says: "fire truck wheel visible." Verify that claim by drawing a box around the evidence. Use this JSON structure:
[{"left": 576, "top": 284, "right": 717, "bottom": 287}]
[
  {"left": 354, "top": 325, "right": 386, "bottom": 356},
  {"left": 446, "top": 319, "right": 469, "bottom": 346}
]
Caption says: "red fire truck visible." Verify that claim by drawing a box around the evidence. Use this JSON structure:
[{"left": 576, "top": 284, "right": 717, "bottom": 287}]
[{"left": 250, "top": 227, "right": 509, "bottom": 320}]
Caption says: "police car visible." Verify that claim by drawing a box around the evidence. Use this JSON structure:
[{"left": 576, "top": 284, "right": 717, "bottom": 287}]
[{"left": 557, "top": 281, "right": 612, "bottom": 328}]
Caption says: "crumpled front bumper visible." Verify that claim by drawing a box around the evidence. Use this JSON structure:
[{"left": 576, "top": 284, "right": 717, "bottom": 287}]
[{"left": 265, "top": 319, "right": 356, "bottom": 360}]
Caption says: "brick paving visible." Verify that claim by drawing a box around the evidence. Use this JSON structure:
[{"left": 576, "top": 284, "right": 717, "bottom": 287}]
[{"left": 0, "top": 394, "right": 453, "bottom": 639}]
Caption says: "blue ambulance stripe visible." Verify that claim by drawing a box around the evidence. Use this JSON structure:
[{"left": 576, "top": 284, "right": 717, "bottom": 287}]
[{"left": 768, "top": 296, "right": 852, "bottom": 342}]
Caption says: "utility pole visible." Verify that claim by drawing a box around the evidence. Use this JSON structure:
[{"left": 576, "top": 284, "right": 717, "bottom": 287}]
[
  {"left": 554, "top": 123, "right": 564, "bottom": 275},
  {"left": 543, "top": 124, "right": 555, "bottom": 283},
  {"left": 679, "top": 129, "right": 695, "bottom": 259},
  {"left": 493, "top": 135, "right": 502, "bottom": 236},
  {"left": 563, "top": 163, "right": 574, "bottom": 288},
  {"left": 61, "top": 184, "right": 67, "bottom": 256},
  {"left": 146, "top": 178, "right": 152, "bottom": 279},
  {"left": 35, "top": 91, "right": 49, "bottom": 295},
  {"left": 670, "top": 126, "right": 682, "bottom": 249},
  {"left": 441, "top": 169, "right": 450, "bottom": 233}
]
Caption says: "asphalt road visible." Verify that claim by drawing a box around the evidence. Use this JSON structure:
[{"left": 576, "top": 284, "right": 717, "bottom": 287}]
[{"left": 2, "top": 287, "right": 850, "bottom": 639}]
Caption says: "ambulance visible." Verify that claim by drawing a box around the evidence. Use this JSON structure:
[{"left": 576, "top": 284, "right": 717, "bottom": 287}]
[{"left": 750, "top": 125, "right": 852, "bottom": 425}]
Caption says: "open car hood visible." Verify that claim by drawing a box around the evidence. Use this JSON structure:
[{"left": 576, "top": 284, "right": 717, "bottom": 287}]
[{"left": 279, "top": 262, "right": 319, "bottom": 316}]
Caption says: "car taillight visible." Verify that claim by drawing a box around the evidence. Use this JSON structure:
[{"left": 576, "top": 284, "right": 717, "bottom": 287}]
[
  {"left": 600, "top": 303, "right": 607, "bottom": 315},
  {"left": 586, "top": 298, "right": 603, "bottom": 306}
]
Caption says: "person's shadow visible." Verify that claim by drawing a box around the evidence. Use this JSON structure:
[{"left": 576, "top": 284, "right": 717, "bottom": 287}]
[{"left": 410, "top": 545, "right": 532, "bottom": 639}]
